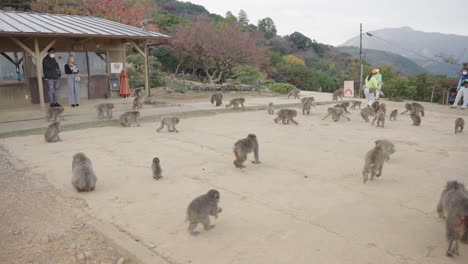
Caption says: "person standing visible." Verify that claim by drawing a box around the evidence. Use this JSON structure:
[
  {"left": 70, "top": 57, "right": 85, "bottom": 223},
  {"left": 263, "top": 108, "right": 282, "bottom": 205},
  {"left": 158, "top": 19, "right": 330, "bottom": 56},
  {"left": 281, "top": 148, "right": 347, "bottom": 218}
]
[
  {"left": 374, "top": 69, "right": 384, "bottom": 100},
  {"left": 42, "top": 48, "right": 61, "bottom": 107},
  {"left": 65, "top": 55, "right": 80, "bottom": 107},
  {"left": 451, "top": 69, "right": 468, "bottom": 109},
  {"left": 364, "top": 69, "right": 379, "bottom": 107}
]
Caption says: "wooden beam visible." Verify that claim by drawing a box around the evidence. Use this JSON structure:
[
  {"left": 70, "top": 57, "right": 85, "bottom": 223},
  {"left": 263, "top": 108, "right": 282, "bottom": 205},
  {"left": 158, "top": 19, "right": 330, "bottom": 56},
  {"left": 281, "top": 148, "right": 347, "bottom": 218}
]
[
  {"left": 40, "top": 39, "right": 57, "bottom": 55},
  {"left": 34, "top": 38, "right": 46, "bottom": 111},
  {"left": 9, "top": 37, "right": 35, "bottom": 58},
  {"left": 128, "top": 40, "right": 146, "bottom": 58}
]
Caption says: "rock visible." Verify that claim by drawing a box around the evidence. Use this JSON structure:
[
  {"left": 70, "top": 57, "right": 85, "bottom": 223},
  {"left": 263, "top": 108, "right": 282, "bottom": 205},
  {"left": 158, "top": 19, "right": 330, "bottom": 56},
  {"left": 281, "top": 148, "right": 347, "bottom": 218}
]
[{"left": 116, "top": 257, "right": 125, "bottom": 264}]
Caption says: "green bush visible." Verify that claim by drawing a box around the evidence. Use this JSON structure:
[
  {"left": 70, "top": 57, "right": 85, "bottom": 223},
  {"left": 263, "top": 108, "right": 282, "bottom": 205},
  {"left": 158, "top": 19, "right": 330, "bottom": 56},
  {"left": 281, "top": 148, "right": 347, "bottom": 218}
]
[
  {"left": 231, "top": 65, "right": 266, "bottom": 85},
  {"left": 262, "top": 79, "right": 276, "bottom": 86},
  {"left": 174, "top": 85, "right": 187, "bottom": 94},
  {"left": 268, "top": 83, "right": 297, "bottom": 94}
]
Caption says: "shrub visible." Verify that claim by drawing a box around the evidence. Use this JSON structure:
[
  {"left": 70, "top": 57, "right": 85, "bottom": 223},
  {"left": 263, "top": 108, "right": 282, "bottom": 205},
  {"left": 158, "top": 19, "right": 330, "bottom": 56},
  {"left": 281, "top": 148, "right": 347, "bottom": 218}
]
[{"left": 268, "top": 82, "right": 297, "bottom": 94}]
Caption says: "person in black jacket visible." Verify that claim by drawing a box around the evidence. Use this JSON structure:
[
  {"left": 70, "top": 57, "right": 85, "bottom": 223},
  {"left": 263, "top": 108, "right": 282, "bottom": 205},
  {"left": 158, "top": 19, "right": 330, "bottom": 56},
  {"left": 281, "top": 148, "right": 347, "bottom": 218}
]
[
  {"left": 42, "top": 48, "right": 61, "bottom": 107},
  {"left": 65, "top": 55, "right": 80, "bottom": 107}
]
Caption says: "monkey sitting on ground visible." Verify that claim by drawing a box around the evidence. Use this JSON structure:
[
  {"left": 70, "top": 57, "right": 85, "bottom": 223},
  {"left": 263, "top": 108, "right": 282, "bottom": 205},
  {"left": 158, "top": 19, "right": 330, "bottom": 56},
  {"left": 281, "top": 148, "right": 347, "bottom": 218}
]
[
  {"left": 436, "top": 181, "right": 468, "bottom": 257},
  {"left": 375, "top": 139, "right": 395, "bottom": 162},
  {"left": 389, "top": 109, "right": 398, "bottom": 121},
  {"left": 411, "top": 112, "right": 421, "bottom": 126},
  {"left": 211, "top": 92, "right": 223, "bottom": 106},
  {"left": 152, "top": 157, "right": 162, "bottom": 180},
  {"left": 334, "top": 101, "right": 351, "bottom": 114},
  {"left": 119, "top": 111, "right": 141, "bottom": 127},
  {"left": 401, "top": 102, "right": 425, "bottom": 117},
  {"left": 302, "top": 99, "right": 314, "bottom": 115},
  {"left": 44, "top": 121, "right": 62, "bottom": 143},
  {"left": 225, "top": 98, "right": 245, "bottom": 110},
  {"left": 157, "top": 116, "right": 180, "bottom": 132},
  {"left": 287, "top": 88, "right": 301, "bottom": 99},
  {"left": 274, "top": 109, "right": 299, "bottom": 125},
  {"left": 350, "top": 100, "right": 362, "bottom": 110},
  {"left": 133, "top": 87, "right": 143, "bottom": 97},
  {"left": 267, "top": 102, "right": 275, "bottom": 115},
  {"left": 332, "top": 88, "right": 344, "bottom": 101},
  {"left": 322, "top": 107, "right": 350, "bottom": 122},
  {"left": 96, "top": 103, "right": 114, "bottom": 120},
  {"left": 46, "top": 106, "right": 65, "bottom": 122},
  {"left": 455, "top": 117, "right": 464, "bottom": 134},
  {"left": 360, "top": 107, "right": 373, "bottom": 122},
  {"left": 186, "top": 189, "right": 222, "bottom": 236},
  {"left": 72, "top": 152, "right": 97, "bottom": 192},
  {"left": 233, "top": 134, "right": 260, "bottom": 168},
  {"left": 132, "top": 95, "right": 144, "bottom": 110},
  {"left": 371, "top": 105, "right": 386, "bottom": 128},
  {"left": 362, "top": 144, "right": 385, "bottom": 184}
]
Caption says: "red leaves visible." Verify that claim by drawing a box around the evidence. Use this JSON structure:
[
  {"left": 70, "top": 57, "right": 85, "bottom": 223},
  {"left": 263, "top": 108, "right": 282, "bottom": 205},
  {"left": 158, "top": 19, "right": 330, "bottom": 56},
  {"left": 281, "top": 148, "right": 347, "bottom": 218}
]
[{"left": 82, "top": 0, "right": 148, "bottom": 27}]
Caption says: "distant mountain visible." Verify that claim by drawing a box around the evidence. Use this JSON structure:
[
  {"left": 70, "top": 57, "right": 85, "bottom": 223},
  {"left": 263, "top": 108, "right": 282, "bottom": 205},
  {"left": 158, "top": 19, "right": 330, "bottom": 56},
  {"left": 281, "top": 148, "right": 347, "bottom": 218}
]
[
  {"left": 340, "top": 27, "right": 468, "bottom": 76},
  {"left": 338, "top": 46, "right": 426, "bottom": 75}
]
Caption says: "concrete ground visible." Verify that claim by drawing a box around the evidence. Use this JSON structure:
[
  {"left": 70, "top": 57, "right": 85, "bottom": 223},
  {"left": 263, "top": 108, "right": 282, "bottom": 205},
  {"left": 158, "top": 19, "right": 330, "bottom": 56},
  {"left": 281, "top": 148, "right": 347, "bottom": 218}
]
[{"left": 1, "top": 92, "right": 468, "bottom": 264}]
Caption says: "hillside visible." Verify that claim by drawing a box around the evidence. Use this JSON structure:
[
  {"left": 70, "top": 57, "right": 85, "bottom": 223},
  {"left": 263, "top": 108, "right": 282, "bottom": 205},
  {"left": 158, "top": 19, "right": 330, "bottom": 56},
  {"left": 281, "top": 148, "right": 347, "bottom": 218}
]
[
  {"left": 341, "top": 27, "right": 467, "bottom": 76},
  {"left": 338, "top": 46, "right": 426, "bottom": 75}
]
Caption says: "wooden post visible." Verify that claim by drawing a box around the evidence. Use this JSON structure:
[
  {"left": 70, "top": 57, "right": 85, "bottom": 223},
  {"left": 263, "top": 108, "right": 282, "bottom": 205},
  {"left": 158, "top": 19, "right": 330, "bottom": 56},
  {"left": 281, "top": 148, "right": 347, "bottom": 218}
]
[
  {"left": 34, "top": 38, "right": 45, "bottom": 111},
  {"left": 143, "top": 41, "right": 150, "bottom": 97}
]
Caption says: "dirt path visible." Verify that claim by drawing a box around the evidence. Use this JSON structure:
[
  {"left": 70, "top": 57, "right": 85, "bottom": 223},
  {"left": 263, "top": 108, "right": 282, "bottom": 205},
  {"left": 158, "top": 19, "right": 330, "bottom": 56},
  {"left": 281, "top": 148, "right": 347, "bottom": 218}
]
[{"left": 0, "top": 146, "right": 136, "bottom": 264}]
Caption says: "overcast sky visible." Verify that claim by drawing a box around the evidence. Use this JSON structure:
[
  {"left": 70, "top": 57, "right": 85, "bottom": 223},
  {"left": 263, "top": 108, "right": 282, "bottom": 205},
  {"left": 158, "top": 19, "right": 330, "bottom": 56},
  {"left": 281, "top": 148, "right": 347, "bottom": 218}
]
[{"left": 189, "top": 0, "right": 466, "bottom": 45}]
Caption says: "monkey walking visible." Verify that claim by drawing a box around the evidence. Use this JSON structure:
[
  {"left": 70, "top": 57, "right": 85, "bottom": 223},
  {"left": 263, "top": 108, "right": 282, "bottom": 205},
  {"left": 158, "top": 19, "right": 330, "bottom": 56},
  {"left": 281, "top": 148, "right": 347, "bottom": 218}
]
[
  {"left": 302, "top": 99, "right": 314, "bottom": 115},
  {"left": 225, "top": 98, "right": 245, "bottom": 110},
  {"left": 132, "top": 95, "right": 144, "bottom": 110},
  {"left": 233, "top": 134, "right": 260, "bottom": 168},
  {"left": 334, "top": 101, "right": 351, "bottom": 114},
  {"left": 211, "top": 92, "right": 223, "bottom": 106},
  {"left": 156, "top": 116, "right": 180, "bottom": 133},
  {"left": 186, "top": 189, "right": 222, "bottom": 236},
  {"left": 360, "top": 107, "right": 373, "bottom": 122},
  {"left": 96, "top": 103, "right": 114, "bottom": 120},
  {"left": 299, "top": 97, "right": 315, "bottom": 109},
  {"left": 152, "top": 157, "right": 162, "bottom": 180},
  {"left": 411, "top": 112, "right": 421, "bottom": 126},
  {"left": 46, "top": 106, "right": 65, "bottom": 122},
  {"left": 371, "top": 101, "right": 380, "bottom": 115},
  {"left": 119, "top": 111, "right": 141, "bottom": 127},
  {"left": 389, "top": 109, "right": 398, "bottom": 121},
  {"left": 350, "top": 100, "right": 362, "bottom": 110},
  {"left": 455, "top": 117, "right": 464, "bottom": 134},
  {"left": 274, "top": 109, "right": 299, "bottom": 124},
  {"left": 375, "top": 139, "right": 395, "bottom": 162},
  {"left": 401, "top": 102, "right": 424, "bottom": 117},
  {"left": 332, "top": 88, "right": 344, "bottom": 101},
  {"left": 371, "top": 104, "right": 386, "bottom": 128},
  {"left": 322, "top": 107, "right": 350, "bottom": 122},
  {"left": 267, "top": 102, "right": 275, "bottom": 115},
  {"left": 72, "top": 152, "right": 97, "bottom": 192},
  {"left": 44, "top": 121, "right": 62, "bottom": 143},
  {"left": 436, "top": 181, "right": 468, "bottom": 257},
  {"left": 362, "top": 144, "right": 385, "bottom": 184},
  {"left": 287, "top": 88, "right": 301, "bottom": 99}
]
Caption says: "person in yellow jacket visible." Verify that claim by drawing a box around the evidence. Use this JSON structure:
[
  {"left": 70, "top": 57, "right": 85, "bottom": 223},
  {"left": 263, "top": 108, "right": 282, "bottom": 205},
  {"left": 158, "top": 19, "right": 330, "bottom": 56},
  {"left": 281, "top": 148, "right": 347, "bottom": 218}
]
[{"left": 364, "top": 69, "right": 379, "bottom": 107}]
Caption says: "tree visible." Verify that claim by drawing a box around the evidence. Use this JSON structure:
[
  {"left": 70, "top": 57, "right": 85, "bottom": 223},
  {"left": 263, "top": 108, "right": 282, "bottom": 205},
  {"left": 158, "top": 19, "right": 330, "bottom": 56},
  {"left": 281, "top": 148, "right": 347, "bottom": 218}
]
[
  {"left": 30, "top": 0, "right": 84, "bottom": 14},
  {"left": 257, "top": 17, "right": 277, "bottom": 39},
  {"left": 224, "top": 11, "right": 237, "bottom": 24},
  {"left": 170, "top": 19, "right": 265, "bottom": 83},
  {"left": 287, "top": 32, "right": 313, "bottom": 50},
  {"left": 237, "top": 9, "right": 249, "bottom": 28},
  {"left": 0, "top": 0, "right": 31, "bottom": 10},
  {"left": 283, "top": 55, "right": 305, "bottom": 66}
]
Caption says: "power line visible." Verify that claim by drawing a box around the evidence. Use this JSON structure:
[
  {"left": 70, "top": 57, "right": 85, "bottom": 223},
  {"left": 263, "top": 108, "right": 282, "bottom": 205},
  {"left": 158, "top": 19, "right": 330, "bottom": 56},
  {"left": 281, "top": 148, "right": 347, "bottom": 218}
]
[{"left": 365, "top": 32, "right": 461, "bottom": 66}]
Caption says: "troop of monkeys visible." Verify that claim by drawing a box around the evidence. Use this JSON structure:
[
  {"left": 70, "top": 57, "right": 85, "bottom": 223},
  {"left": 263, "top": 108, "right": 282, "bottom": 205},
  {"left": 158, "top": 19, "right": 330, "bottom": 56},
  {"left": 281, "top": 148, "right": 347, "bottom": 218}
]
[{"left": 42, "top": 88, "right": 467, "bottom": 256}]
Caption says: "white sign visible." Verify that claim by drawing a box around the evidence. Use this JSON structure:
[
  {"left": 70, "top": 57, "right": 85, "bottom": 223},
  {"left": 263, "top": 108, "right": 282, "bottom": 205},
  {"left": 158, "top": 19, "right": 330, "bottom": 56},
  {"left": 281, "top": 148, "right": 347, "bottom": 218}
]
[
  {"left": 344, "top": 81, "right": 354, "bottom": 97},
  {"left": 111, "top": 62, "right": 123, "bottom": 74}
]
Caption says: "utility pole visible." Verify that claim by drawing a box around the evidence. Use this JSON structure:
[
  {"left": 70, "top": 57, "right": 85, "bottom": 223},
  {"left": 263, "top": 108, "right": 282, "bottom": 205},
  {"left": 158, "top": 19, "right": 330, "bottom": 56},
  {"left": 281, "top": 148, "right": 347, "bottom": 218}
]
[{"left": 358, "top": 23, "right": 364, "bottom": 98}]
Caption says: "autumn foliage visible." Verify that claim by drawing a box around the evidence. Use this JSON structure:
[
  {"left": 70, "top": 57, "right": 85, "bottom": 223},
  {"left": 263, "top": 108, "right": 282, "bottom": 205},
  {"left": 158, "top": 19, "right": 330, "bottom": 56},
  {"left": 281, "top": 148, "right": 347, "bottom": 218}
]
[
  {"left": 170, "top": 19, "right": 265, "bottom": 83},
  {"left": 31, "top": 0, "right": 149, "bottom": 27}
]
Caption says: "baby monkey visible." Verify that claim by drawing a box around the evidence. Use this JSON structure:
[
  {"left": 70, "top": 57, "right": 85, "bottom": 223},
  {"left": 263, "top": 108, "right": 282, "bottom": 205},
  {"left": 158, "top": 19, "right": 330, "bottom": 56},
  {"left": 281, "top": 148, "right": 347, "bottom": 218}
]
[
  {"left": 267, "top": 102, "right": 275, "bottom": 115},
  {"left": 389, "top": 109, "right": 398, "bottom": 121},
  {"left": 455, "top": 117, "right": 464, "bottom": 134}
]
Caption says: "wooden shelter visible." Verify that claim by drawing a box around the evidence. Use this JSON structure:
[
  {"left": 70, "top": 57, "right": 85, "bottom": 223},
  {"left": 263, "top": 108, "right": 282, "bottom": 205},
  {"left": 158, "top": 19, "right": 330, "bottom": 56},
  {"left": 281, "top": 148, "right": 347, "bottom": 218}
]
[{"left": 0, "top": 10, "right": 169, "bottom": 109}]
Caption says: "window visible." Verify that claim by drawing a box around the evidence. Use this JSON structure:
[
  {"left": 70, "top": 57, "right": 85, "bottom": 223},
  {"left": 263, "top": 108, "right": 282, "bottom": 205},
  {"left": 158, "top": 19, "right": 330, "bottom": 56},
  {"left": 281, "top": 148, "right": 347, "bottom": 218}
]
[
  {"left": 88, "top": 52, "right": 108, "bottom": 75},
  {"left": 0, "top": 52, "right": 24, "bottom": 81}
]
